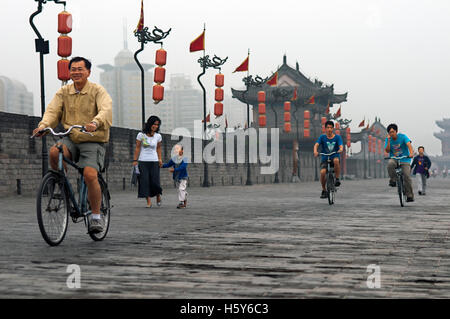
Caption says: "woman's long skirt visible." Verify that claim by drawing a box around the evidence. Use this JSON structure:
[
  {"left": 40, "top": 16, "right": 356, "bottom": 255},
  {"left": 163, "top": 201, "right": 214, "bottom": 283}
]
[{"left": 137, "top": 161, "right": 162, "bottom": 198}]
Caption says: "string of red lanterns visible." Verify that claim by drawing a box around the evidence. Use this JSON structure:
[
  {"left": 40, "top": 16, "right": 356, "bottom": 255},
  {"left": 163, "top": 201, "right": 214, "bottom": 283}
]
[
  {"left": 57, "top": 10, "right": 72, "bottom": 83},
  {"left": 284, "top": 101, "right": 291, "bottom": 132},
  {"left": 304, "top": 110, "right": 310, "bottom": 138},
  {"left": 258, "top": 91, "right": 266, "bottom": 127},
  {"left": 153, "top": 48, "right": 167, "bottom": 104},
  {"left": 214, "top": 73, "right": 224, "bottom": 117}
]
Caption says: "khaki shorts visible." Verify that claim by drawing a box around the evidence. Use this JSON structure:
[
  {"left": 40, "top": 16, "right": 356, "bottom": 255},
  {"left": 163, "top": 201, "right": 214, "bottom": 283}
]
[{"left": 61, "top": 136, "right": 106, "bottom": 172}]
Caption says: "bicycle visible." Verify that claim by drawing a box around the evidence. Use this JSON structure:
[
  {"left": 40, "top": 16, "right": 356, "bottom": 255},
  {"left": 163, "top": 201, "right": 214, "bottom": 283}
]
[
  {"left": 31, "top": 125, "right": 111, "bottom": 246},
  {"left": 384, "top": 155, "right": 409, "bottom": 207},
  {"left": 320, "top": 152, "right": 339, "bottom": 205}
]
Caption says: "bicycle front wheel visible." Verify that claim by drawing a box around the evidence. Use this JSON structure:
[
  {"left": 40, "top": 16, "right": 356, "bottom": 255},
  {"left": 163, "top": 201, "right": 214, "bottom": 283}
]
[
  {"left": 36, "top": 172, "right": 69, "bottom": 246},
  {"left": 397, "top": 175, "right": 404, "bottom": 207},
  {"left": 87, "top": 175, "right": 111, "bottom": 241},
  {"left": 327, "top": 173, "right": 335, "bottom": 205}
]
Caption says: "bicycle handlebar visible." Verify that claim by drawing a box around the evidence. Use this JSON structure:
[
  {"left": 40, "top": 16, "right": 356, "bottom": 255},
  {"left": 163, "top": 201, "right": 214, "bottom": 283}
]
[
  {"left": 384, "top": 156, "right": 409, "bottom": 160},
  {"left": 30, "top": 125, "right": 93, "bottom": 138},
  {"left": 319, "top": 152, "right": 338, "bottom": 156}
]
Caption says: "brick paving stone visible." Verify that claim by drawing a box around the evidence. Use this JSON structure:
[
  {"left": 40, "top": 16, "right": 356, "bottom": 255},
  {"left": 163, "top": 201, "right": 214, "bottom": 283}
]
[{"left": 1, "top": 177, "right": 450, "bottom": 298}]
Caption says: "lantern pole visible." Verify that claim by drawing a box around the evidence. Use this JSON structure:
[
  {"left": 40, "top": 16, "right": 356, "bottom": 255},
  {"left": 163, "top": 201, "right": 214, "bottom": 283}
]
[
  {"left": 242, "top": 74, "right": 266, "bottom": 186},
  {"left": 29, "top": 0, "right": 66, "bottom": 177},
  {"left": 197, "top": 54, "right": 228, "bottom": 187},
  {"left": 134, "top": 26, "right": 171, "bottom": 129}
]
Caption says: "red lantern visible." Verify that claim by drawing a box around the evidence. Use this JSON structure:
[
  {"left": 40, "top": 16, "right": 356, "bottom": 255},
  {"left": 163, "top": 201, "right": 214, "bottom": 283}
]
[
  {"left": 347, "top": 140, "right": 351, "bottom": 148},
  {"left": 259, "top": 115, "right": 266, "bottom": 127},
  {"left": 257, "top": 91, "right": 266, "bottom": 103},
  {"left": 215, "top": 88, "right": 224, "bottom": 102},
  {"left": 284, "top": 112, "right": 291, "bottom": 122},
  {"left": 335, "top": 122, "right": 340, "bottom": 130},
  {"left": 368, "top": 135, "right": 373, "bottom": 153},
  {"left": 304, "top": 110, "right": 310, "bottom": 119},
  {"left": 284, "top": 122, "right": 291, "bottom": 132},
  {"left": 346, "top": 127, "right": 351, "bottom": 135},
  {"left": 214, "top": 102, "right": 223, "bottom": 117},
  {"left": 57, "top": 36, "right": 72, "bottom": 57},
  {"left": 284, "top": 101, "right": 291, "bottom": 112},
  {"left": 322, "top": 125, "right": 326, "bottom": 133},
  {"left": 215, "top": 73, "right": 224, "bottom": 87},
  {"left": 153, "top": 84, "right": 164, "bottom": 102},
  {"left": 58, "top": 11, "right": 72, "bottom": 34},
  {"left": 258, "top": 103, "right": 266, "bottom": 114},
  {"left": 304, "top": 128, "right": 310, "bottom": 138},
  {"left": 57, "top": 59, "right": 70, "bottom": 81},
  {"left": 154, "top": 67, "right": 166, "bottom": 84},
  {"left": 155, "top": 48, "right": 167, "bottom": 66},
  {"left": 304, "top": 119, "right": 310, "bottom": 129},
  {"left": 321, "top": 116, "right": 326, "bottom": 125}
]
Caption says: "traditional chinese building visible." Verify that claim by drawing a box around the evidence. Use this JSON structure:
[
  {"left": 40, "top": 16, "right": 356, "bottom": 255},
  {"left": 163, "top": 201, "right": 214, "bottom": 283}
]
[
  {"left": 231, "top": 55, "right": 347, "bottom": 148},
  {"left": 431, "top": 118, "right": 450, "bottom": 172}
]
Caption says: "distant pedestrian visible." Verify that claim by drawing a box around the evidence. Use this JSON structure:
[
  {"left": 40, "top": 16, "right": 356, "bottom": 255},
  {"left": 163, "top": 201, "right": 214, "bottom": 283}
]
[
  {"left": 162, "top": 144, "right": 189, "bottom": 209},
  {"left": 133, "top": 115, "right": 163, "bottom": 208},
  {"left": 411, "top": 146, "right": 431, "bottom": 195}
]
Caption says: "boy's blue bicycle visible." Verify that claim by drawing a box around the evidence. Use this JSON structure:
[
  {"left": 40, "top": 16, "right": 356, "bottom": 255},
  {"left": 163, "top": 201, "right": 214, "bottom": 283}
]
[
  {"left": 320, "top": 152, "right": 338, "bottom": 205},
  {"left": 32, "top": 125, "right": 111, "bottom": 246},
  {"left": 385, "top": 155, "right": 408, "bottom": 207}
]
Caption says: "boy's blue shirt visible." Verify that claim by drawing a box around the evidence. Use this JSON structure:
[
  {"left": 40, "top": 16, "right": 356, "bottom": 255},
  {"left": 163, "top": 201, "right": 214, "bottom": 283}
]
[{"left": 162, "top": 156, "right": 189, "bottom": 180}]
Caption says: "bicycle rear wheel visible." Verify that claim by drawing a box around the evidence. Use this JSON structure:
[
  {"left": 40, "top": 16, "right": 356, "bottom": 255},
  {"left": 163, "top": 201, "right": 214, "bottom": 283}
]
[
  {"left": 397, "top": 175, "right": 404, "bottom": 207},
  {"left": 36, "top": 172, "right": 69, "bottom": 246},
  {"left": 327, "top": 173, "right": 335, "bottom": 205},
  {"left": 87, "top": 175, "right": 111, "bottom": 241}
]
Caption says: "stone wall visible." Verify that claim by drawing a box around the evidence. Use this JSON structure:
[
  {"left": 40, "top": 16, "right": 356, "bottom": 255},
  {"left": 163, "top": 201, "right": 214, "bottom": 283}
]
[
  {"left": 0, "top": 111, "right": 321, "bottom": 197},
  {"left": 0, "top": 111, "right": 382, "bottom": 197}
]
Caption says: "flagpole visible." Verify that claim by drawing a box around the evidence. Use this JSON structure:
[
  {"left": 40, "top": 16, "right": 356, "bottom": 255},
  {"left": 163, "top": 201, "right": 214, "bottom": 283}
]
[{"left": 245, "top": 49, "right": 252, "bottom": 185}]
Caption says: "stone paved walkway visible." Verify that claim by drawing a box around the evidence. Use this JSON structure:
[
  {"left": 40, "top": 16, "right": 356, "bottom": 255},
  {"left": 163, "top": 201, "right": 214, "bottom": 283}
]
[{"left": 1, "top": 177, "right": 449, "bottom": 298}]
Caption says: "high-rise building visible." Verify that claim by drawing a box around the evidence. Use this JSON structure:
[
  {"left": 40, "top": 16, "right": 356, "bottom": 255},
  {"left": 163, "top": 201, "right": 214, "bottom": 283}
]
[
  {"left": 98, "top": 23, "right": 155, "bottom": 130},
  {"left": 154, "top": 73, "right": 203, "bottom": 136},
  {"left": 0, "top": 76, "right": 34, "bottom": 115}
]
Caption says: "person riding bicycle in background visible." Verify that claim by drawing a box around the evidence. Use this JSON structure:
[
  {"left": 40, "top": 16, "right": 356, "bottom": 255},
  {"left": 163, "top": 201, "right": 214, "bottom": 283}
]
[
  {"left": 411, "top": 146, "right": 432, "bottom": 196},
  {"left": 384, "top": 123, "right": 414, "bottom": 202},
  {"left": 314, "top": 120, "right": 344, "bottom": 199},
  {"left": 32, "top": 56, "right": 112, "bottom": 233}
]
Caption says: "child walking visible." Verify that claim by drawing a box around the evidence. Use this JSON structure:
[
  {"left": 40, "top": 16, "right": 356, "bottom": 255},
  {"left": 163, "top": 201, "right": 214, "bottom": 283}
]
[{"left": 162, "top": 144, "right": 189, "bottom": 209}]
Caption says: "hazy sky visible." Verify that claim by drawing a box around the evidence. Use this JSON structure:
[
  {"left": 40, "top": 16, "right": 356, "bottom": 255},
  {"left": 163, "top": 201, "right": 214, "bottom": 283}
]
[{"left": 1, "top": 0, "right": 450, "bottom": 155}]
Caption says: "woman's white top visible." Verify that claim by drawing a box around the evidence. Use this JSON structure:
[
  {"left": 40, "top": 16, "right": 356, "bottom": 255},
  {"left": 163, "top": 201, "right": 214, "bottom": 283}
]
[{"left": 136, "top": 132, "right": 162, "bottom": 162}]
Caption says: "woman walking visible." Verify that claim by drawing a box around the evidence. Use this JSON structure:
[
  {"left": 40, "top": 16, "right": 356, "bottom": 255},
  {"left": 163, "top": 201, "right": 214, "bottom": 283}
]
[{"left": 133, "top": 115, "right": 163, "bottom": 207}]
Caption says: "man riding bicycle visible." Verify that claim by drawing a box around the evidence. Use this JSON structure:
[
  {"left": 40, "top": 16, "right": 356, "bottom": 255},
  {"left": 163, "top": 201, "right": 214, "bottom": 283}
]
[
  {"left": 314, "top": 120, "right": 343, "bottom": 199},
  {"left": 32, "top": 56, "right": 112, "bottom": 233},
  {"left": 384, "top": 123, "right": 414, "bottom": 202}
]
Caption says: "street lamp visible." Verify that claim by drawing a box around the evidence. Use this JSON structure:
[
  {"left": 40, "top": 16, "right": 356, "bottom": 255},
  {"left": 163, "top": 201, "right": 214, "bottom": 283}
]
[
  {"left": 197, "top": 54, "right": 228, "bottom": 187},
  {"left": 242, "top": 75, "right": 266, "bottom": 186},
  {"left": 29, "top": 0, "right": 67, "bottom": 177},
  {"left": 134, "top": 26, "right": 171, "bottom": 129}
]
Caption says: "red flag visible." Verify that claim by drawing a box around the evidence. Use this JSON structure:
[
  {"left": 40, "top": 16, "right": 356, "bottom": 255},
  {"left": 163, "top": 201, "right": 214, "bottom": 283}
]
[
  {"left": 334, "top": 106, "right": 341, "bottom": 118},
  {"left": 134, "top": 0, "right": 144, "bottom": 32},
  {"left": 233, "top": 56, "right": 249, "bottom": 73},
  {"left": 267, "top": 72, "right": 278, "bottom": 86},
  {"left": 190, "top": 30, "right": 205, "bottom": 52},
  {"left": 291, "top": 87, "right": 298, "bottom": 101},
  {"left": 307, "top": 95, "right": 315, "bottom": 104},
  {"left": 358, "top": 119, "right": 365, "bottom": 127},
  {"left": 225, "top": 115, "right": 228, "bottom": 128},
  {"left": 366, "top": 122, "right": 370, "bottom": 130},
  {"left": 202, "top": 112, "right": 210, "bottom": 123}
]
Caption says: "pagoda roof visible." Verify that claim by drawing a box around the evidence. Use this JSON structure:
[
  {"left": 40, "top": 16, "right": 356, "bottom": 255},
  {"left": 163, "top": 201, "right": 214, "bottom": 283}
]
[
  {"left": 231, "top": 55, "right": 348, "bottom": 106},
  {"left": 436, "top": 118, "right": 450, "bottom": 130}
]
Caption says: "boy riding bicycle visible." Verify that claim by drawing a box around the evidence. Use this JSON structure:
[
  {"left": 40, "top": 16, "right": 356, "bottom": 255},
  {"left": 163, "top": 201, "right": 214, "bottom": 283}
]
[
  {"left": 313, "top": 120, "right": 343, "bottom": 199},
  {"left": 384, "top": 123, "right": 414, "bottom": 202}
]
